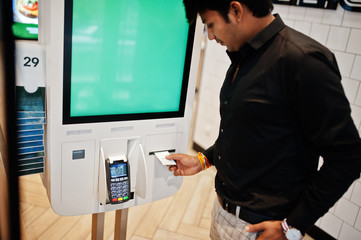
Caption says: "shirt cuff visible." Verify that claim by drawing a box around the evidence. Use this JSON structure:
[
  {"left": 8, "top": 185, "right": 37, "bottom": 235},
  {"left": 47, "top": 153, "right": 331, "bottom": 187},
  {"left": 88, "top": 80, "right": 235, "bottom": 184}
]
[
  {"left": 203, "top": 145, "right": 215, "bottom": 165},
  {"left": 286, "top": 203, "right": 320, "bottom": 235}
]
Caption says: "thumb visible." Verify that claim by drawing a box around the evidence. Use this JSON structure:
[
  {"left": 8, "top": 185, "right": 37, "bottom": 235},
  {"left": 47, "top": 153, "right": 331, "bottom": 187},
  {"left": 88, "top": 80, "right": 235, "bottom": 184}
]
[{"left": 245, "top": 222, "right": 265, "bottom": 233}]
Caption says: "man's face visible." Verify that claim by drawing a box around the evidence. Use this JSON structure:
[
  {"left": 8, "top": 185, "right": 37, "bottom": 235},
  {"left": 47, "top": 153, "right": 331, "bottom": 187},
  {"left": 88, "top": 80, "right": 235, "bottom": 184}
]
[{"left": 200, "top": 10, "right": 242, "bottom": 52}]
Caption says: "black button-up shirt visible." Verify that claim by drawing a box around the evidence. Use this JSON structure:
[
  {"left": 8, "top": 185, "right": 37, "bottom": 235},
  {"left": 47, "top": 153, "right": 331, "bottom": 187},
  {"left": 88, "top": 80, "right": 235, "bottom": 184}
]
[{"left": 203, "top": 14, "right": 361, "bottom": 233}]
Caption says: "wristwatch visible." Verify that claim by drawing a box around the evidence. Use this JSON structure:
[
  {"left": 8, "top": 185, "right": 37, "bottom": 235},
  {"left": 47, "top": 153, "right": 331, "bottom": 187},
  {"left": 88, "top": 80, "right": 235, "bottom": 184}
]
[{"left": 281, "top": 219, "right": 303, "bottom": 240}]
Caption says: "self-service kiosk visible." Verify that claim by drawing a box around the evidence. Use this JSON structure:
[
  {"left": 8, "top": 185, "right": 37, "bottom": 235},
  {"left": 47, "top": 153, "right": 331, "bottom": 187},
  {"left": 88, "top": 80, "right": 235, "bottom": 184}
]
[{"left": 38, "top": 0, "right": 202, "bottom": 215}]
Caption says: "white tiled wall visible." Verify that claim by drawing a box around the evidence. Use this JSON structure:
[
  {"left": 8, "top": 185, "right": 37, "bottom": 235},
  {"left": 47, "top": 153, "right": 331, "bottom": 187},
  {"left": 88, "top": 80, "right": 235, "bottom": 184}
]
[
  {"left": 193, "top": 39, "right": 228, "bottom": 149},
  {"left": 192, "top": 3, "right": 361, "bottom": 239}
]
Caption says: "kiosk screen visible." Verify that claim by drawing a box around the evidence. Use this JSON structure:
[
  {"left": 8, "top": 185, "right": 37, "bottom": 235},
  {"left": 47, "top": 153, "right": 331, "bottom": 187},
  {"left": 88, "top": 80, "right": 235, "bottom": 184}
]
[{"left": 63, "top": 0, "right": 194, "bottom": 124}]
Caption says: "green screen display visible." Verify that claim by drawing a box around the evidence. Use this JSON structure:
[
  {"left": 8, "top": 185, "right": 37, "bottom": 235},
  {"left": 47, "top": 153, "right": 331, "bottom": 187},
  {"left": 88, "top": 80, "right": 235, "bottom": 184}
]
[{"left": 64, "top": 0, "right": 192, "bottom": 123}]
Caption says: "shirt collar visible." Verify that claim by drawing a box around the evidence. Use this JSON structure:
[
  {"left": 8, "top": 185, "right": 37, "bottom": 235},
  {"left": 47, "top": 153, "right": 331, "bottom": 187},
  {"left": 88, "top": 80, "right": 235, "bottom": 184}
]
[
  {"left": 248, "top": 14, "right": 285, "bottom": 50},
  {"left": 226, "top": 14, "right": 285, "bottom": 63}
]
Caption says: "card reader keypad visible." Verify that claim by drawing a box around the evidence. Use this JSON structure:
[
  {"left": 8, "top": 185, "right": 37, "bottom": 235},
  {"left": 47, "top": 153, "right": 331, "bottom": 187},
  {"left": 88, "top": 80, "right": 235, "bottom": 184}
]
[{"left": 110, "top": 176, "right": 129, "bottom": 203}]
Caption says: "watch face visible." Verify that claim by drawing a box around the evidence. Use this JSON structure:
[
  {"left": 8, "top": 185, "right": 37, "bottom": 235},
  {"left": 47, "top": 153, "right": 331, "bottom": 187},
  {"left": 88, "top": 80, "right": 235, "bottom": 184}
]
[{"left": 286, "top": 229, "right": 302, "bottom": 240}]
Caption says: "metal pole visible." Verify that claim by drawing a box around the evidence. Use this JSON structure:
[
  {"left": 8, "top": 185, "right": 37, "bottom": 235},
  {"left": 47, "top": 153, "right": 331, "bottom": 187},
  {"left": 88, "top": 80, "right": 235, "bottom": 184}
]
[
  {"left": 114, "top": 208, "right": 129, "bottom": 240},
  {"left": 92, "top": 212, "right": 105, "bottom": 240}
]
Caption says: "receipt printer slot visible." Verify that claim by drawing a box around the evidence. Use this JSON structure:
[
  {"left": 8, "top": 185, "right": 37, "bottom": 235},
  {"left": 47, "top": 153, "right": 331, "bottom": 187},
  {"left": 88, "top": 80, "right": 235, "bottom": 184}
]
[{"left": 149, "top": 149, "right": 176, "bottom": 156}]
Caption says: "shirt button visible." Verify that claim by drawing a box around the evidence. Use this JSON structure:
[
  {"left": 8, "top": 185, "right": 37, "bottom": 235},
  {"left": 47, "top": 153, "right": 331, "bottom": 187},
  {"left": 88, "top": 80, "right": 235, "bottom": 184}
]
[
  {"left": 224, "top": 101, "right": 228, "bottom": 105},
  {"left": 220, "top": 129, "right": 224, "bottom": 134},
  {"left": 218, "top": 156, "right": 221, "bottom": 160}
]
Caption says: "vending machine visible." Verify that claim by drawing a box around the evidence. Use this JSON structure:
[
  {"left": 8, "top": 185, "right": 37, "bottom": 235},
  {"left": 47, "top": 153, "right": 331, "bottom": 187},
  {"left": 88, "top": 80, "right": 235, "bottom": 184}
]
[{"left": 39, "top": 0, "right": 202, "bottom": 215}]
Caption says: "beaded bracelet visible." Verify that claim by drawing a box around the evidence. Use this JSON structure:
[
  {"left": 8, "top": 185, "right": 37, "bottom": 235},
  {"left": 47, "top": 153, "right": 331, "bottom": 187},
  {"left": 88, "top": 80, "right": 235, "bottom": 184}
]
[{"left": 198, "top": 152, "right": 211, "bottom": 170}]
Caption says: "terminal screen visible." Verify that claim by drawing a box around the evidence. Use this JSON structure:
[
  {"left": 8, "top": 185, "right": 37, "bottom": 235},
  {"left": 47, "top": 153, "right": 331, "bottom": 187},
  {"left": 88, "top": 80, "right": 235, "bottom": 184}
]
[
  {"left": 63, "top": 0, "right": 194, "bottom": 124},
  {"left": 110, "top": 163, "right": 127, "bottom": 178}
]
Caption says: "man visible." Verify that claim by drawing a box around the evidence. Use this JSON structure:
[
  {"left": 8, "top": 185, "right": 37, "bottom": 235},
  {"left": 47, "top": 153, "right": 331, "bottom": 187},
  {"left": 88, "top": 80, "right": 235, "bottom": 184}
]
[{"left": 167, "top": 0, "right": 361, "bottom": 240}]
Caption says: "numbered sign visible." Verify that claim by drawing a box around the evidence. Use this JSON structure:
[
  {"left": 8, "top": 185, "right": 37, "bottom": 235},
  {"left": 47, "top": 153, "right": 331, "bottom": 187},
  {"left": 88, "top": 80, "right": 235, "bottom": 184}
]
[
  {"left": 23, "top": 56, "right": 40, "bottom": 68},
  {"left": 15, "top": 40, "right": 45, "bottom": 93},
  {"left": 15, "top": 40, "right": 46, "bottom": 176}
]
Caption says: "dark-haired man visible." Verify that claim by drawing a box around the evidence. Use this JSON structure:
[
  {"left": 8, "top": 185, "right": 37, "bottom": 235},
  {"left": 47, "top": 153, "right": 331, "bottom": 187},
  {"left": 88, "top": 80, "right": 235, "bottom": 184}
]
[{"left": 167, "top": 1, "right": 361, "bottom": 240}]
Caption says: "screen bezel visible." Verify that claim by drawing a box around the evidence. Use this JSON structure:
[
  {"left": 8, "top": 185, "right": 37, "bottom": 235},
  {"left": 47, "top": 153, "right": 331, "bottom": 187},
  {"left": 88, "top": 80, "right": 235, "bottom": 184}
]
[{"left": 62, "top": 0, "right": 195, "bottom": 124}]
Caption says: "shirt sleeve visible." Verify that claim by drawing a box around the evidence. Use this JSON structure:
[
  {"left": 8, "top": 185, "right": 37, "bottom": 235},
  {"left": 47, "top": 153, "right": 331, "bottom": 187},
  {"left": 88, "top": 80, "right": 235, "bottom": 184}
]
[
  {"left": 286, "top": 52, "right": 361, "bottom": 234},
  {"left": 203, "top": 144, "right": 215, "bottom": 165}
]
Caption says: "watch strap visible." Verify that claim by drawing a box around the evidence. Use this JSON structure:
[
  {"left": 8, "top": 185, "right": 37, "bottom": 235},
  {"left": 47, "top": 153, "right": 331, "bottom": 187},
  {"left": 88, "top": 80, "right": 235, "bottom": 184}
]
[{"left": 281, "top": 219, "right": 303, "bottom": 240}]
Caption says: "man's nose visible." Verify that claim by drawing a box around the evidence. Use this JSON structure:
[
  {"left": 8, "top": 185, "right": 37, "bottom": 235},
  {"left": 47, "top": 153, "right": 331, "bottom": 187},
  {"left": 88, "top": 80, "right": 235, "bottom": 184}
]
[{"left": 207, "top": 29, "right": 215, "bottom": 40}]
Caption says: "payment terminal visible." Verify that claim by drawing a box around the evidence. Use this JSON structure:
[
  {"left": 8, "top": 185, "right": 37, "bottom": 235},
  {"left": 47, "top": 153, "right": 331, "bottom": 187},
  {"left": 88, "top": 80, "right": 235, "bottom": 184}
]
[{"left": 105, "top": 157, "right": 131, "bottom": 204}]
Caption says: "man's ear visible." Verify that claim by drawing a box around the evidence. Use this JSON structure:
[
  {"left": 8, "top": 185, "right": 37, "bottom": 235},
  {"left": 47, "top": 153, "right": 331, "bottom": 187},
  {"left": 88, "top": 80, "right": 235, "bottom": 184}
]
[{"left": 229, "top": 1, "right": 243, "bottom": 21}]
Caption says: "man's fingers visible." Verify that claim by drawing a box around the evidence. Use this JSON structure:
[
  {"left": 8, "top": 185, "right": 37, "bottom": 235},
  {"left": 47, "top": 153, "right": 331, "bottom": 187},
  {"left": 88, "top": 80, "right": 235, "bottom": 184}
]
[
  {"left": 168, "top": 165, "right": 181, "bottom": 176},
  {"left": 168, "top": 165, "right": 177, "bottom": 171},
  {"left": 166, "top": 153, "right": 185, "bottom": 160},
  {"left": 245, "top": 222, "right": 265, "bottom": 233}
]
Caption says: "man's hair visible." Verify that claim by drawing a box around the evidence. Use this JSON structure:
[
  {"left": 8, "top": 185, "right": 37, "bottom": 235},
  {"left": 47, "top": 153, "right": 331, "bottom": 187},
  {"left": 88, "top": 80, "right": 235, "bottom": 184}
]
[{"left": 183, "top": 0, "right": 274, "bottom": 24}]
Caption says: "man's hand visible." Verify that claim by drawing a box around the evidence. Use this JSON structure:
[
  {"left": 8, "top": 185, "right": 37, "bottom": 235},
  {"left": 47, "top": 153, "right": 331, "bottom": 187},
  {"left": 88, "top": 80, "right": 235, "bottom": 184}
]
[
  {"left": 245, "top": 220, "right": 287, "bottom": 240},
  {"left": 166, "top": 153, "right": 202, "bottom": 176}
]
